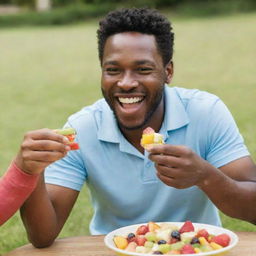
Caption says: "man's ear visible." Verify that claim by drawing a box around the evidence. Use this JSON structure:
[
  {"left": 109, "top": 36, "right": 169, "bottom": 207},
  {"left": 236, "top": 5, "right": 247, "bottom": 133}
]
[{"left": 165, "top": 61, "right": 174, "bottom": 84}]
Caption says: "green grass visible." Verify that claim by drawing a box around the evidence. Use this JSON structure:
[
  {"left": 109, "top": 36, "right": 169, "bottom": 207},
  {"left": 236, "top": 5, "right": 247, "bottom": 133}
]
[{"left": 1, "top": 12, "right": 256, "bottom": 254}]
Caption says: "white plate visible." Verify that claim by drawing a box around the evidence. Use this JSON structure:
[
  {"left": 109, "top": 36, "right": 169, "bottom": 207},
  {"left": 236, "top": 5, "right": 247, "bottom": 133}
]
[{"left": 104, "top": 222, "right": 238, "bottom": 256}]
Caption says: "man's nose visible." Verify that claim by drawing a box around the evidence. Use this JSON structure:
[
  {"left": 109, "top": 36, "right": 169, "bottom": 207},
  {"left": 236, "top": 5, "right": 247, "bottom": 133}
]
[{"left": 117, "top": 72, "right": 139, "bottom": 90}]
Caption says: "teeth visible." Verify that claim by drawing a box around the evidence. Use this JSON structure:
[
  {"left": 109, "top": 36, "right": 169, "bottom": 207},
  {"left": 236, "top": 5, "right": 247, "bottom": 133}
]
[{"left": 118, "top": 97, "right": 143, "bottom": 104}]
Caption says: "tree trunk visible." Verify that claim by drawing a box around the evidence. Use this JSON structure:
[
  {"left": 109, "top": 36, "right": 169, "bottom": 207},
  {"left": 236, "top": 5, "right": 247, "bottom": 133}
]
[{"left": 36, "top": 0, "right": 51, "bottom": 12}]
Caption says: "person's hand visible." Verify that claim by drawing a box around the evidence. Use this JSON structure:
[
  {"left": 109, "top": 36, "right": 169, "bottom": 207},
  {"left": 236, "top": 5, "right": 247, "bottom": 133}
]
[
  {"left": 14, "top": 128, "right": 70, "bottom": 175},
  {"left": 148, "top": 144, "right": 209, "bottom": 189}
]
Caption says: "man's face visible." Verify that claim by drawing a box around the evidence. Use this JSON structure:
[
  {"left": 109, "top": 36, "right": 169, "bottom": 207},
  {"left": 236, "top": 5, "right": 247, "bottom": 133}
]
[{"left": 101, "top": 32, "right": 173, "bottom": 130}]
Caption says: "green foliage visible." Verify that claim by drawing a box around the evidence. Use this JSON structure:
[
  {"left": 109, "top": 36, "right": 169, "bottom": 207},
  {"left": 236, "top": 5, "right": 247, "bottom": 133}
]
[
  {"left": 1, "top": 0, "right": 256, "bottom": 9},
  {"left": 1, "top": 0, "right": 256, "bottom": 28},
  {"left": 11, "top": 0, "right": 35, "bottom": 7},
  {"left": 0, "top": 3, "right": 114, "bottom": 27},
  {"left": 52, "top": 0, "right": 78, "bottom": 7},
  {"left": 175, "top": 0, "right": 256, "bottom": 17},
  {"left": 0, "top": 0, "right": 34, "bottom": 6}
]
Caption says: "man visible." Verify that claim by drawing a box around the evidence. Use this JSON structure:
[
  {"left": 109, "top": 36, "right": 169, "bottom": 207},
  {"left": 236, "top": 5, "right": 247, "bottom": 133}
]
[{"left": 16, "top": 8, "right": 256, "bottom": 248}]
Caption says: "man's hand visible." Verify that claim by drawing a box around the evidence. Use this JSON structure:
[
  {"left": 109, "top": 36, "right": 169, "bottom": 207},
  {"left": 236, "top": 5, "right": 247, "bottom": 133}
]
[
  {"left": 148, "top": 144, "right": 209, "bottom": 189},
  {"left": 14, "top": 128, "right": 70, "bottom": 175}
]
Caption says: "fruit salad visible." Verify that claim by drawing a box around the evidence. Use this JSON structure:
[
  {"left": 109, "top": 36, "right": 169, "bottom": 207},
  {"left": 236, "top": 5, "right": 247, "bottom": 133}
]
[
  {"left": 113, "top": 221, "right": 231, "bottom": 255},
  {"left": 54, "top": 127, "right": 79, "bottom": 150},
  {"left": 140, "top": 127, "right": 164, "bottom": 149}
]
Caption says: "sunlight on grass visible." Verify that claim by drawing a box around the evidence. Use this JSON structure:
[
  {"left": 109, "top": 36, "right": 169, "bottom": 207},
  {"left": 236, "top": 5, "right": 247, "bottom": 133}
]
[{"left": 1, "top": 12, "right": 256, "bottom": 254}]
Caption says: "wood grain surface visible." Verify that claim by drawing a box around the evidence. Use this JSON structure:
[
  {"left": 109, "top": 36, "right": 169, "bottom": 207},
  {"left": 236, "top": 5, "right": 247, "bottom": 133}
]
[{"left": 4, "top": 232, "right": 256, "bottom": 256}]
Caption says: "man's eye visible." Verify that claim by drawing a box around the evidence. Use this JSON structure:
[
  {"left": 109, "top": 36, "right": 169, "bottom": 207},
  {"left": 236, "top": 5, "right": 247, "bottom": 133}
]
[
  {"left": 106, "top": 68, "right": 120, "bottom": 74},
  {"left": 137, "top": 67, "right": 153, "bottom": 73}
]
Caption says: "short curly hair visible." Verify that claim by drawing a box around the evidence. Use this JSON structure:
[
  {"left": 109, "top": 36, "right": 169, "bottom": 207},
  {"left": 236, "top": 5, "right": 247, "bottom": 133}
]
[{"left": 97, "top": 7, "right": 174, "bottom": 66}]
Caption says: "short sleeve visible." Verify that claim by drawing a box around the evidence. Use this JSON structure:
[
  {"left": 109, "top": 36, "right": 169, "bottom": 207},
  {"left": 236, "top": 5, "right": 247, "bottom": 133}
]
[
  {"left": 206, "top": 99, "right": 249, "bottom": 168},
  {"left": 44, "top": 123, "right": 87, "bottom": 191}
]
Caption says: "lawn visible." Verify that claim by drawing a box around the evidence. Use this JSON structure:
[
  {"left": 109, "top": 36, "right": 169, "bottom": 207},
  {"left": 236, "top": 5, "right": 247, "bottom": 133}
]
[{"left": 0, "top": 11, "right": 256, "bottom": 254}]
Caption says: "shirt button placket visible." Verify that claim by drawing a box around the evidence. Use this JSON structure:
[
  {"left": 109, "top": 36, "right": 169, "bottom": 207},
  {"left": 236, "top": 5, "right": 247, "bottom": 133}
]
[{"left": 142, "top": 158, "right": 157, "bottom": 183}]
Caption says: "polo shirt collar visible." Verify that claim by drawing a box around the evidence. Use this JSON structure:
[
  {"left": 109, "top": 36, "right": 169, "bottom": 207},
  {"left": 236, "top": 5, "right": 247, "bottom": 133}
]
[
  {"left": 97, "top": 85, "right": 189, "bottom": 144},
  {"left": 162, "top": 85, "right": 189, "bottom": 134},
  {"left": 97, "top": 101, "right": 120, "bottom": 143}
]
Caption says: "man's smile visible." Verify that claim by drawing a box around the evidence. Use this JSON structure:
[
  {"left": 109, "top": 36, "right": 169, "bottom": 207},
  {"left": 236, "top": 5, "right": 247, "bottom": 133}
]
[
  {"left": 115, "top": 95, "right": 146, "bottom": 114},
  {"left": 118, "top": 96, "right": 144, "bottom": 104}
]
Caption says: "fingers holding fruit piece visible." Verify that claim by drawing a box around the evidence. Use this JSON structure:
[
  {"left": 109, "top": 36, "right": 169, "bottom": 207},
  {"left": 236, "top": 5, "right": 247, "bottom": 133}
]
[
  {"left": 15, "top": 129, "right": 67, "bottom": 175},
  {"left": 14, "top": 128, "right": 79, "bottom": 175},
  {"left": 54, "top": 128, "right": 79, "bottom": 151}
]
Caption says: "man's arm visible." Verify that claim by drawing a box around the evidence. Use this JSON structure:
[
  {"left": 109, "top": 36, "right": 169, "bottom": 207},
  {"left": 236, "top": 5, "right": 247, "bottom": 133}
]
[
  {"left": 20, "top": 178, "right": 79, "bottom": 247},
  {"left": 14, "top": 128, "right": 79, "bottom": 247},
  {"left": 148, "top": 145, "right": 256, "bottom": 224},
  {"left": 198, "top": 155, "right": 256, "bottom": 224}
]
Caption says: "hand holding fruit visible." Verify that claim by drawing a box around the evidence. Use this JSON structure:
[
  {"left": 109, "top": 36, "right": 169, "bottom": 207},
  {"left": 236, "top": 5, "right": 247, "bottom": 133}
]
[
  {"left": 148, "top": 144, "right": 209, "bottom": 189},
  {"left": 14, "top": 128, "right": 73, "bottom": 175}
]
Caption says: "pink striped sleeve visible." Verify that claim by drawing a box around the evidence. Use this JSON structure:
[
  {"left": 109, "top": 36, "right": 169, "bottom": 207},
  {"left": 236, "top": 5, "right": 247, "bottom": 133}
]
[{"left": 0, "top": 161, "right": 39, "bottom": 225}]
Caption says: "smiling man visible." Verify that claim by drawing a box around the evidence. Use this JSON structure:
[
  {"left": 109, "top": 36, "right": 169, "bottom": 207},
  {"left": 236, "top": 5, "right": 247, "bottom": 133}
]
[
  {"left": 100, "top": 30, "right": 171, "bottom": 152},
  {"left": 16, "top": 8, "right": 256, "bottom": 248}
]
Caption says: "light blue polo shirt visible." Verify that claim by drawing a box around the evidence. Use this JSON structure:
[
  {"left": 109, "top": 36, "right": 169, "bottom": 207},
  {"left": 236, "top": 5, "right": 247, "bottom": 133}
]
[{"left": 45, "top": 86, "right": 249, "bottom": 234}]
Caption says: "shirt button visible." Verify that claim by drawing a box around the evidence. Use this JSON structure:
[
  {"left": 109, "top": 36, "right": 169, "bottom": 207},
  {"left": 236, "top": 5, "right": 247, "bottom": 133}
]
[{"left": 145, "top": 162, "right": 151, "bottom": 168}]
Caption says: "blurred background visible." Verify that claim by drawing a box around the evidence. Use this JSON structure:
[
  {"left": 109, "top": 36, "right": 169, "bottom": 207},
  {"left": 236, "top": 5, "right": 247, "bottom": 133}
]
[
  {"left": 0, "top": 0, "right": 256, "bottom": 26},
  {"left": 1, "top": 0, "right": 256, "bottom": 254}
]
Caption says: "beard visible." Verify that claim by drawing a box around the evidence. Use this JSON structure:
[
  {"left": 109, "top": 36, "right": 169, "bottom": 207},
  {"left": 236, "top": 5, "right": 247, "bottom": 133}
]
[{"left": 101, "top": 83, "right": 165, "bottom": 131}]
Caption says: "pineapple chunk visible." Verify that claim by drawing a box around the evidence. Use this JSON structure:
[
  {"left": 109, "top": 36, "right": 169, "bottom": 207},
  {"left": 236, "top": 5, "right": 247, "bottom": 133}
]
[
  {"left": 210, "top": 242, "right": 223, "bottom": 250},
  {"left": 113, "top": 236, "right": 128, "bottom": 249}
]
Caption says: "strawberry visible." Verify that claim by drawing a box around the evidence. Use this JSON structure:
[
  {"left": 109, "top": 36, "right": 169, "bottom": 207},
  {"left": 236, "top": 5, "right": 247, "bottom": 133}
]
[
  {"left": 135, "top": 235, "right": 147, "bottom": 246},
  {"left": 211, "top": 234, "right": 230, "bottom": 247},
  {"left": 69, "top": 142, "right": 79, "bottom": 150},
  {"left": 179, "top": 221, "right": 194, "bottom": 233},
  {"left": 136, "top": 225, "right": 149, "bottom": 235},
  {"left": 181, "top": 244, "right": 195, "bottom": 254},
  {"left": 143, "top": 127, "right": 155, "bottom": 134},
  {"left": 197, "top": 229, "right": 209, "bottom": 240}
]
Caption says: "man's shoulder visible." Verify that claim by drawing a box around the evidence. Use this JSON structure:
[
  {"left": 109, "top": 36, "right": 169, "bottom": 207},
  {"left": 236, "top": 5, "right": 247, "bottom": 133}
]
[
  {"left": 172, "top": 86, "right": 219, "bottom": 103},
  {"left": 170, "top": 86, "right": 221, "bottom": 111},
  {"left": 66, "top": 98, "right": 109, "bottom": 127}
]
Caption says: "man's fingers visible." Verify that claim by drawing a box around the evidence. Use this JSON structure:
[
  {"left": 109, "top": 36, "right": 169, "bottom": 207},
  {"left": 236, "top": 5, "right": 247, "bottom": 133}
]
[
  {"left": 21, "top": 139, "right": 68, "bottom": 153},
  {"left": 22, "top": 151, "right": 67, "bottom": 162},
  {"left": 156, "top": 172, "right": 176, "bottom": 185},
  {"left": 148, "top": 144, "right": 192, "bottom": 157},
  {"left": 156, "top": 164, "right": 178, "bottom": 178},
  {"left": 155, "top": 164, "right": 187, "bottom": 180},
  {"left": 15, "top": 128, "right": 72, "bottom": 175},
  {"left": 24, "top": 128, "right": 68, "bottom": 144},
  {"left": 156, "top": 172, "right": 188, "bottom": 189},
  {"left": 149, "top": 154, "right": 181, "bottom": 167}
]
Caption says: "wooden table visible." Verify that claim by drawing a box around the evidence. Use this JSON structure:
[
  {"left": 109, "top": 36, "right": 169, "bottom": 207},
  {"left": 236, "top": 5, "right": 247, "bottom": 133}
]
[{"left": 3, "top": 232, "right": 256, "bottom": 256}]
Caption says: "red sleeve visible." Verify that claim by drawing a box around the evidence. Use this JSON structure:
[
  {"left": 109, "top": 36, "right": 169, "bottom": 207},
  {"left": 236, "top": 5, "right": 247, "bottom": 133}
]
[{"left": 0, "top": 161, "right": 39, "bottom": 225}]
